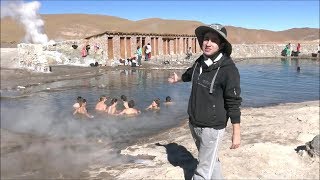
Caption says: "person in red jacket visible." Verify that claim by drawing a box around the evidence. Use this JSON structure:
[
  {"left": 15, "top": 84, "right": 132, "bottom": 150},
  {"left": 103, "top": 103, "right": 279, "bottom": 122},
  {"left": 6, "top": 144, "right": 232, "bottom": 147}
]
[{"left": 297, "top": 43, "right": 301, "bottom": 53}]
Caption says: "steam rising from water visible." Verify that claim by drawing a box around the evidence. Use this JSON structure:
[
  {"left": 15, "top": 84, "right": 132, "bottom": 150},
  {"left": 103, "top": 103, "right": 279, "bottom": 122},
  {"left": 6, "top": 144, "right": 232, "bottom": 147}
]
[
  {"left": 0, "top": 69, "right": 190, "bottom": 178},
  {"left": 1, "top": 99, "right": 181, "bottom": 178},
  {"left": 1, "top": 0, "right": 48, "bottom": 44}
]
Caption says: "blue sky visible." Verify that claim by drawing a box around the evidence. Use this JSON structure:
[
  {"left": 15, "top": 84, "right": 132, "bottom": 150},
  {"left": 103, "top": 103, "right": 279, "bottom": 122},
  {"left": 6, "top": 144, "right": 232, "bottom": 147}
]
[{"left": 22, "top": 0, "right": 320, "bottom": 31}]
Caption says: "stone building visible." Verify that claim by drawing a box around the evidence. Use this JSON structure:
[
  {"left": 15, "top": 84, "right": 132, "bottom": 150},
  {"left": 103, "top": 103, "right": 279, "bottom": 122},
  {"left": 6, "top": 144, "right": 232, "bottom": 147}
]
[
  {"left": 16, "top": 29, "right": 319, "bottom": 73},
  {"left": 83, "top": 31, "right": 201, "bottom": 62}
]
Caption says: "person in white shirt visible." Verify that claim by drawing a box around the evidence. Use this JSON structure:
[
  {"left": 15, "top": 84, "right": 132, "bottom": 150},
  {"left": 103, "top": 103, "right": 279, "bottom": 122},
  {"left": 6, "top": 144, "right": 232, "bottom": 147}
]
[{"left": 145, "top": 43, "right": 152, "bottom": 61}]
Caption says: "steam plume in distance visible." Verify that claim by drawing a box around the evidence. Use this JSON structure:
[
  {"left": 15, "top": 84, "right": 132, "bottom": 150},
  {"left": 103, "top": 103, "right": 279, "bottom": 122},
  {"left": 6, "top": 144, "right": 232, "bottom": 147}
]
[{"left": 1, "top": 0, "right": 49, "bottom": 44}]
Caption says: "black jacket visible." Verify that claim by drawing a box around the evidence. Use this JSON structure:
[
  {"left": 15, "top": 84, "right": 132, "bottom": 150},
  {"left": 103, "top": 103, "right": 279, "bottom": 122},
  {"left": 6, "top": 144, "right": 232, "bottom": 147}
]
[{"left": 182, "top": 54, "right": 242, "bottom": 129}]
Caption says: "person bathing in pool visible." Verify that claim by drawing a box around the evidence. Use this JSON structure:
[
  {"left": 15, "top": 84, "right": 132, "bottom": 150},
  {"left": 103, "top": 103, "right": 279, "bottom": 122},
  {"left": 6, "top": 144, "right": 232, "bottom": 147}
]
[
  {"left": 106, "top": 98, "right": 119, "bottom": 115},
  {"left": 118, "top": 100, "right": 141, "bottom": 115},
  {"left": 95, "top": 95, "right": 108, "bottom": 112},
  {"left": 120, "top": 95, "right": 129, "bottom": 109},
  {"left": 163, "top": 96, "right": 174, "bottom": 105},
  {"left": 146, "top": 98, "right": 161, "bottom": 110},
  {"left": 73, "top": 99, "right": 94, "bottom": 118},
  {"left": 73, "top": 96, "right": 83, "bottom": 110}
]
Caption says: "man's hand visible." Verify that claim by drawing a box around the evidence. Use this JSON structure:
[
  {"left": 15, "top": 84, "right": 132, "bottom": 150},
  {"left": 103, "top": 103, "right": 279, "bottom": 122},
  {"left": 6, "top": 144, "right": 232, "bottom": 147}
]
[
  {"left": 230, "top": 123, "right": 241, "bottom": 149},
  {"left": 168, "top": 72, "right": 179, "bottom": 83}
]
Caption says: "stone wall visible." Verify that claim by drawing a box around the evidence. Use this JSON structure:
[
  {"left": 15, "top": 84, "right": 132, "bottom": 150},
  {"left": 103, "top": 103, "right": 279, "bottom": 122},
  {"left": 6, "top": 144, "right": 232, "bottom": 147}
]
[
  {"left": 17, "top": 43, "right": 51, "bottom": 72},
  {"left": 17, "top": 40, "right": 84, "bottom": 72},
  {"left": 84, "top": 35, "right": 198, "bottom": 61},
  {"left": 231, "top": 43, "right": 319, "bottom": 59},
  {"left": 17, "top": 41, "right": 319, "bottom": 72}
]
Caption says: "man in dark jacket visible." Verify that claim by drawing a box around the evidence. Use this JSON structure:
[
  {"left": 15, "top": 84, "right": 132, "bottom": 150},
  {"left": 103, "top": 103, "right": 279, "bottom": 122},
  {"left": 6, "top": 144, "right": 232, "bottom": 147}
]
[{"left": 168, "top": 24, "right": 242, "bottom": 179}]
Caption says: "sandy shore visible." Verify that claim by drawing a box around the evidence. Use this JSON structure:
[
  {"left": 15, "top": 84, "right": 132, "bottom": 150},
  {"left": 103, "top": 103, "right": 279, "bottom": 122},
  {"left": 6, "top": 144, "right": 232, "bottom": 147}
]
[{"left": 84, "top": 101, "right": 319, "bottom": 179}]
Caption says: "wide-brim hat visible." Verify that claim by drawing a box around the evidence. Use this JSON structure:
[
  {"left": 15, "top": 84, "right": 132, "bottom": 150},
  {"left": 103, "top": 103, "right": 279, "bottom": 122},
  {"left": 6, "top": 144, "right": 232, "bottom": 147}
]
[{"left": 195, "top": 24, "right": 232, "bottom": 56}]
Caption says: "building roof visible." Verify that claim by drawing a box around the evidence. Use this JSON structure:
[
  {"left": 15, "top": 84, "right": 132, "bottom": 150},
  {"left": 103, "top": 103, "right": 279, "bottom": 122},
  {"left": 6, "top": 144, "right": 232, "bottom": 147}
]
[{"left": 85, "top": 30, "right": 196, "bottom": 39}]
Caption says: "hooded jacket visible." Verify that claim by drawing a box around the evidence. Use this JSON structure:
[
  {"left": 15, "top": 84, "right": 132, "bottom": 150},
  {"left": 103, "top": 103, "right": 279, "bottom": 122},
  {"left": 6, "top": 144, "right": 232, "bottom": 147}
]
[{"left": 182, "top": 53, "right": 242, "bottom": 129}]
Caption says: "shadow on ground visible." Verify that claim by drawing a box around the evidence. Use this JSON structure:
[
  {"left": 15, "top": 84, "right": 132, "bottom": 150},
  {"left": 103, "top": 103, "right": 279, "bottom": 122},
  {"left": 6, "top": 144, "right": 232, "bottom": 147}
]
[{"left": 156, "top": 142, "right": 198, "bottom": 180}]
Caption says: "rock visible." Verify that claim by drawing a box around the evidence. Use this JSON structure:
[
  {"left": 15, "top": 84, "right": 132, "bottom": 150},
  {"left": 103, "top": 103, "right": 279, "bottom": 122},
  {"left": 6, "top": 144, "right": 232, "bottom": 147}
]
[{"left": 305, "top": 134, "right": 320, "bottom": 157}]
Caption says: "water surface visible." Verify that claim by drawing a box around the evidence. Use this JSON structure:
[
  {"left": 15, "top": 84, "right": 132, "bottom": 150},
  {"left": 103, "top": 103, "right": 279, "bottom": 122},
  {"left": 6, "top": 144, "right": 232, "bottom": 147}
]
[
  {"left": 1, "top": 58, "right": 318, "bottom": 179},
  {"left": 1, "top": 58, "right": 319, "bottom": 140}
]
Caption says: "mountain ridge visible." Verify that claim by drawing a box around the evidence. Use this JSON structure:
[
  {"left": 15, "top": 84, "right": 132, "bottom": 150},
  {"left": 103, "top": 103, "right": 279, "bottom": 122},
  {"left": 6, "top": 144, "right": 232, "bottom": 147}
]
[{"left": 1, "top": 14, "right": 319, "bottom": 47}]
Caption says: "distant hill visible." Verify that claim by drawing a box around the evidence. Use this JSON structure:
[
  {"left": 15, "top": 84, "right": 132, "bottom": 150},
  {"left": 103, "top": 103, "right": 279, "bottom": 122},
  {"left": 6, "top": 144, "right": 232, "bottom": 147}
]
[{"left": 1, "top": 14, "right": 319, "bottom": 47}]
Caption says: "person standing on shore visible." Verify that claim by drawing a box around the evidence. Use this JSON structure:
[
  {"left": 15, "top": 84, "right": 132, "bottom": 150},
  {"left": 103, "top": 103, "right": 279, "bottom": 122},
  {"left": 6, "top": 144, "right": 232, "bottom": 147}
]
[
  {"left": 286, "top": 43, "right": 291, "bottom": 56},
  {"left": 145, "top": 43, "right": 152, "bottom": 61},
  {"left": 186, "top": 46, "right": 193, "bottom": 60},
  {"left": 296, "top": 43, "right": 301, "bottom": 53},
  {"left": 168, "top": 23, "right": 242, "bottom": 179},
  {"left": 135, "top": 46, "right": 142, "bottom": 66}
]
